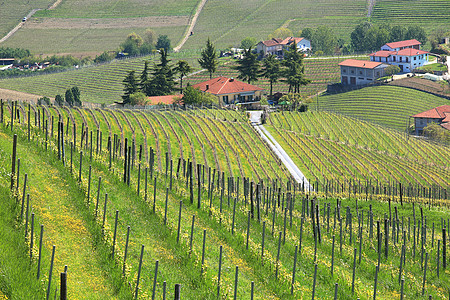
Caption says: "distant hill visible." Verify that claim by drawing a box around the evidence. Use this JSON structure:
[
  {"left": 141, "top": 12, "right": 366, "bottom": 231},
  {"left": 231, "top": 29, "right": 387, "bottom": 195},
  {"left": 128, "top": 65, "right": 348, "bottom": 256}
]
[{"left": 317, "top": 85, "right": 449, "bottom": 131}]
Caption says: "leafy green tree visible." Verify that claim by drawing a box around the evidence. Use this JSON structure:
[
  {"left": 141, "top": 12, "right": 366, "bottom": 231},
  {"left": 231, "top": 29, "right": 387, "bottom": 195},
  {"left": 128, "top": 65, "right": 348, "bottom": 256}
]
[
  {"left": 71, "top": 86, "right": 81, "bottom": 106},
  {"left": 94, "top": 51, "right": 113, "bottom": 63},
  {"left": 260, "top": 54, "right": 281, "bottom": 96},
  {"left": 37, "top": 96, "right": 51, "bottom": 106},
  {"left": 268, "top": 28, "right": 293, "bottom": 39},
  {"left": 282, "top": 43, "right": 311, "bottom": 93},
  {"left": 234, "top": 47, "right": 259, "bottom": 84},
  {"left": 384, "top": 65, "right": 401, "bottom": 76},
  {"left": 156, "top": 35, "right": 171, "bottom": 52},
  {"left": 55, "top": 94, "right": 64, "bottom": 106},
  {"left": 65, "top": 89, "right": 74, "bottom": 106},
  {"left": 198, "top": 38, "right": 219, "bottom": 79},
  {"left": 241, "top": 37, "right": 257, "bottom": 50},
  {"left": 121, "top": 33, "right": 144, "bottom": 56},
  {"left": 423, "top": 122, "right": 450, "bottom": 144},
  {"left": 312, "top": 26, "right": 337, "bottom": 54},
  {"left": 182, "top": 85, "right": 215, "bottom": 106},
  {"left": 351, "top": 22, "right": 372, "bottom": 52},
  {"left": 129, "top": 92, "right": 148, "bottom": 106},
  {"left": 365, "top": 25, "right": 391, "bottom": 50},
  {"left": 143, "top": 29, "right": 156, "bottom": 45},
  {"left": 301, "top": 28, "right": 314, "bottom": 41},
  {"left": 405, "top": 25, "right": 427, "bottom": 45},
  {"left": 122, "top": 70, "right": 138, "bottom": 103},
  {"left": 390, "top": 25, "right": 406, "bottom": 42},
  {"left": 173, "top": 60, "right": 192, "bottom": 92},
  {"left": 146, "top": 49, "right": 175, "bottom": 96}
]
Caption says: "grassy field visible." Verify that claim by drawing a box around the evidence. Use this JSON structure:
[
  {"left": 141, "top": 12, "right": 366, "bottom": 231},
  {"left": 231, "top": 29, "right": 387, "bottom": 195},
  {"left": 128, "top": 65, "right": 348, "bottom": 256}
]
[
  {"left": 1, "top": 26, "right": 187, "bottom": 57},
  {"left": 0, "top": 104, "right": 449, "bottom": 299},
  {"left": 371, "top": 0, "right": 450, "bottom": 32},
  {"left": 0, "top": 0, "right": 54, "bottom": 38},
  {"left": 266, "top": 110, "right": 450, "bottom": 188},
  {"left": 316, "top": 85, "right": 450, "bottom": 132},
  {"left": 182, "top": 0, "right": 368, "bottom": 50}
]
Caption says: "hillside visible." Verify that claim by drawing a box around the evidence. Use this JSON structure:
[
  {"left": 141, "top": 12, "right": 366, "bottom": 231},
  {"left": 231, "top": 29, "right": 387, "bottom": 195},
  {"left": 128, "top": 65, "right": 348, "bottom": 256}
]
[
  {"left": 266, "top": 110, "right": 450, "bottom": 187},
  {"left": 371, "top": 0, "right": 450, "bottom": 32},
  {"left": 316, "top": 85, "right": 449, "bottom": 132},
  {"left": 0, "top": 0, "right": 199, "bottom": 56},
  {"left": 0, "top": 55, "right": 352, "bottom": 104},
  {"left": 0, "top": 104, "right": 449, "bottom": 299}
]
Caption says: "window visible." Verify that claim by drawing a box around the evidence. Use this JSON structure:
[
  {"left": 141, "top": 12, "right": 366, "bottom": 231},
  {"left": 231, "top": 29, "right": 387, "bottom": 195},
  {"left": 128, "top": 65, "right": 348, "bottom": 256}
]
[
  {"left": 223, "top": 95, "right": 229, "bottom": 104},
  {"left": 414, "top": 56, "right": 416, "bottom": 60},
  {"left": 359, "top": 70, "right": 363, "bottom": 75},
  {"left": 376, "top": 71, "right": 380, "bottom": 77},
  {"left": 351, "top": 70, "right": 355, "bottom": 74},
  {"left": 343, "top": 68, "right": 347, "bottom": 73},
  {"left": 399, "top": 57, "right": 402, "bottom": 62},
  {"left": 393, "top": 56, "right": 396, "bottom": 62},
  {"left": 406, "top": 57, "right": 409, "bottom": 62}
]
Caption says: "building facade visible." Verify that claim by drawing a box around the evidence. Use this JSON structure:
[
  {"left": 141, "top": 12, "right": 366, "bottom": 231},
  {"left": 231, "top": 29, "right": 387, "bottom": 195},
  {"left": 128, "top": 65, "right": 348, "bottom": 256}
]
[
  {"left": 339, "top": 59, "right": 389, "bottom": 85},
  {"left": 412, "top": 105, "right": 450, "bottom": 135}
]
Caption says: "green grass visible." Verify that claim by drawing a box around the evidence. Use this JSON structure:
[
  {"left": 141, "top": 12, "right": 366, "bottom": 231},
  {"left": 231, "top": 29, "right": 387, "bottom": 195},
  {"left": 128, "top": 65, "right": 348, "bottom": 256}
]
[
  {"left": 34, "top": 0, "right": 200, "bottom": 18},
  {"left": 1, "top": 105, "right": 449, "bottom": 299},
  {"left": 0, "top": 0, "right": 54, "bottom": 38},
  {"left": 417, "top": 63, "right": 448, "bottom": 72},
  {"left": 182, "top": 0, "right": 368, "bottom": 50},
  {"left": 371, "top": 0, "right": 450, "bottom": 32},
  {"left": 1, "top": 26, "right": 186, "bottom": 56},
  {"left": 316, "top": 85, "right": 450, "bottom": 131}
]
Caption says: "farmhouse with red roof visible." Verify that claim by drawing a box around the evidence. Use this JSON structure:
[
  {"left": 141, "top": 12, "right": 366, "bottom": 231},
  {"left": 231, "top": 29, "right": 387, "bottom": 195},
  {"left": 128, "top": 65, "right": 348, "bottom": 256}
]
[
  {"left": 192, "top": 76, "right": 264, "bottom": 106},
  {"left": 412, "top": 105, "right": 450, "bottom": 135},
  {"left": 368, "top": 39, "right": 430, "bottom": 72},
  {"left": 339, "top": 59, "right": 389, "bottom": 85},
  {"left": 256, "top": 37, "right": 311, "bottom": 57}
]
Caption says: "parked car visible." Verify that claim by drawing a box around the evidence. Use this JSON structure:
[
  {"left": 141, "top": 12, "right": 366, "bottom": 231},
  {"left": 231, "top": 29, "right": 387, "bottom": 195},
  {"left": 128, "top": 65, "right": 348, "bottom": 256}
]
[{"left": 22, "top": 17, "right": 27, "bottom": 22}]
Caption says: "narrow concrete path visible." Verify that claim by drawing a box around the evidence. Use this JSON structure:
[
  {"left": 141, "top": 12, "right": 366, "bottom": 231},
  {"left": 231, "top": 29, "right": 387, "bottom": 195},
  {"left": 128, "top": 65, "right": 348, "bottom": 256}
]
[
  {"left": 173, "top": 0, "right": 208, "bottom": 52},
  {"left": 249, "top": 111, "right": 312, "bottom": 190}
]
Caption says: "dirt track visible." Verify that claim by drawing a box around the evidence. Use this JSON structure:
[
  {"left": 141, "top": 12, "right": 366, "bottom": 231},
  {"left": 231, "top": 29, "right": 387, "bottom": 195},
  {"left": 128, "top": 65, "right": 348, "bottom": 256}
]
[{"left": 0, "top": 88, "right": 43, "bottom": 102}]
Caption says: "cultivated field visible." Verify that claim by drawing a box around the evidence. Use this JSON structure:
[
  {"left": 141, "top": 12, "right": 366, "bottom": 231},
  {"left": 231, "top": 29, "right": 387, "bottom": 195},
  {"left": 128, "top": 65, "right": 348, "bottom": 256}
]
[
  {"left": 316, "top": 85, "right": 450, "bottom": 132},
  {"left": 0, "top": 103, "right": 449, "bottom": 299},
  {"left": 371, "top": 0, "right": 450, "bottom": 32},
  {"left": 266, "top": 110, "right": 450, "bottom": 188}
]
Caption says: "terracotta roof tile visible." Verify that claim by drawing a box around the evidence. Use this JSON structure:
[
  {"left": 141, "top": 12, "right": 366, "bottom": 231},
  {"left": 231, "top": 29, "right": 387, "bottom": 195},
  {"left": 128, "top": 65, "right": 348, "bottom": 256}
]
[
  {"left": 280, "top": 37, "right": 305, "bottom": 45},
  {"left": 147, "top": 95, "right": 181, "bottom": 105},
  {"left": 260, "top": 38, "right": 283, "bottom": 47},
  {"left": 396, "top": 48, "right": 429, "bottom": 56},
  {"left": 192, "top": 76, "right": 264, "bottom": 95},
  {"left": 412, "top": 105, "right": 450, "bottom": 119},
  {"left": 384, "top": 39, "right": 421, "bottom": 49},
  {"left": 369, "top": 50, "right": 396, "bottom": 57},
  {"left": 338, "top": 59, "right": 384, "bottom": 69}
]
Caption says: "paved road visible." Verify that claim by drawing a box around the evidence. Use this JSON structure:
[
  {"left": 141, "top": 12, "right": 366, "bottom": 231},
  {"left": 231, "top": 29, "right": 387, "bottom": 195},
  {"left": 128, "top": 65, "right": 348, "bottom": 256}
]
[{"left": 249, "top": 111, "right": 312, "bottom": 190}]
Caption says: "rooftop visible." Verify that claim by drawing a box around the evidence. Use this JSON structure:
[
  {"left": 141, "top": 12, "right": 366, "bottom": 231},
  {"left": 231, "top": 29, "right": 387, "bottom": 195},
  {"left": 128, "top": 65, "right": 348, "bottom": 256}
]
[
  {"left": 338, "top": 59, "right": 385, "bottom": 69},
  {"left": 384, "top": 39, "right": 421, "bottom": 49},
  {"left": 192, "top": 76, "right": 264, "bottom": 95},
  {"left": 412, "top": 105, "right": 450, "bottom": 119}
]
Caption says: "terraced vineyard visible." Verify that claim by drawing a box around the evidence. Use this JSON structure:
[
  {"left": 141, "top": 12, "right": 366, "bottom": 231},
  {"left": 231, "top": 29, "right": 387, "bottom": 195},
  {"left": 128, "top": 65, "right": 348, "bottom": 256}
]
[
  {"left": 0, "top": 103, "right": 449, "bottom": 300},
  {"left": 371, "top": 0, "right": 450, "bottom": 32},
  {"left": 0, "top": 51, "right": 203, "bottom": 104},
  {"left": 266, "top": 110, "right": 450, "bottom": 193},
  {"left": 316, "top": 86, "right": 450, "bottom": 132}
]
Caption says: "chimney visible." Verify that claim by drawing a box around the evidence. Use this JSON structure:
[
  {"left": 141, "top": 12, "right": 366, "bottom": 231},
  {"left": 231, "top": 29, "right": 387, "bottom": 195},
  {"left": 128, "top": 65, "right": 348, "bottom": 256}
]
[
  {"left": 205, "top": 84, "right": 209, "bottom": 90},
  {"left": 230, "top": 77, "right": 234, "bottom": 82}
]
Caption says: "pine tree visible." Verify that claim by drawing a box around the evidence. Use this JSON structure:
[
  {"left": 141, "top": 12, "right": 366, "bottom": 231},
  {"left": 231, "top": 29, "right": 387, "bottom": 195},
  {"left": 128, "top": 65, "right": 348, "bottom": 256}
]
[
  {"left": 147, "top": 49, "right": 175, "bottom": 96},
  {"left": 260, "top": 54, "right": 281, "bottom": 96},
  {"left": 173, "top": 60, "right": 192, "bottom": 92},
  {"left": 140, "top": 61, "right": 152, "bottom": 96},
  {"left": 198, "top": 38, "right": 218, "bottom": 79},
  {"left": 122, "top": 70, "right": 138, "bottom": 103},
  {"left": 234, "top": 47, "right": 259, "bottom": 84},
  {"left": 282, "top": 43, "right": 310, "bottom": 93},
  {"left": 65, "top": 89, "right": 74, "bottom": 106}
]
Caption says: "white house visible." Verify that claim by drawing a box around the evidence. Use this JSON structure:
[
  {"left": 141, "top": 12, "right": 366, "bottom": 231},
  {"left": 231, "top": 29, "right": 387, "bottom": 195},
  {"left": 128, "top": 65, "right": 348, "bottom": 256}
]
[
  {"left": 369, "top": 48, "right": 429, "bottom": 72},
  {"left": 339, "top": 59, "right": 389, "bottom": 85},
  {"left": 381, "top": 39, "right": 421, "bottom": 51},
  {"left": 280, "top": 37, "right": 311, "bottom": 52},
  {"left": 256, "top": 37, "right": 311, "bottom": 57}
]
